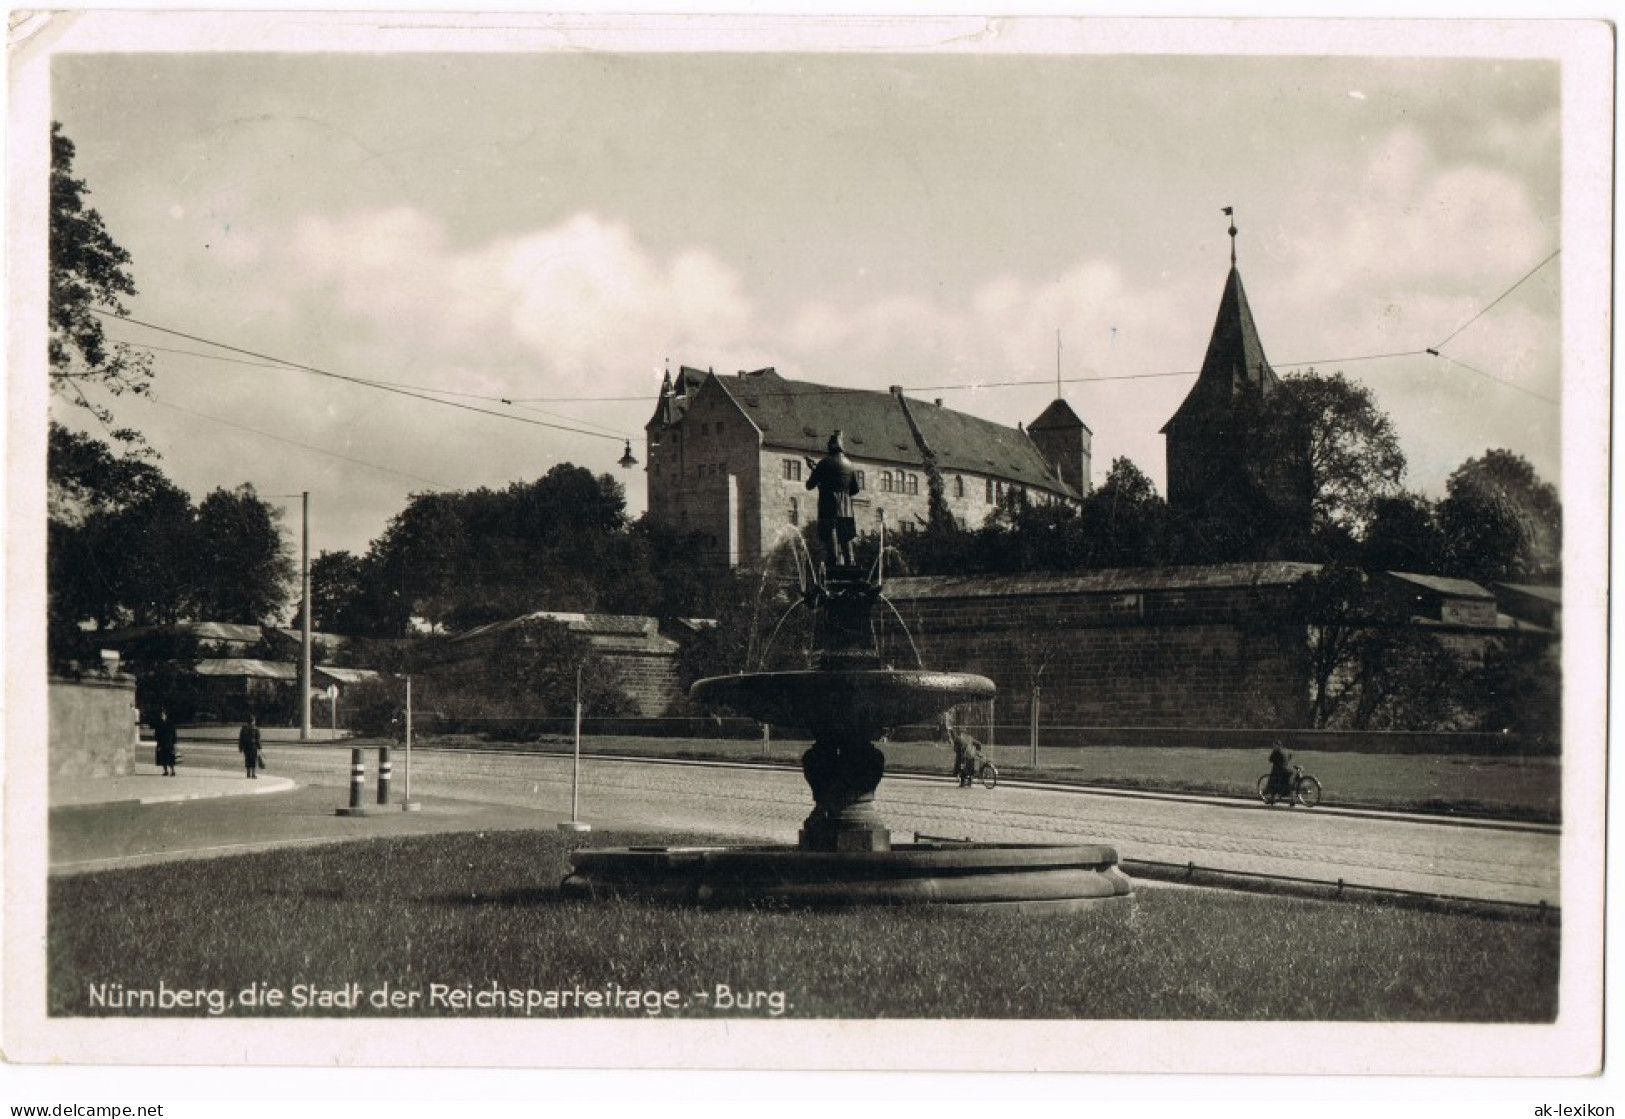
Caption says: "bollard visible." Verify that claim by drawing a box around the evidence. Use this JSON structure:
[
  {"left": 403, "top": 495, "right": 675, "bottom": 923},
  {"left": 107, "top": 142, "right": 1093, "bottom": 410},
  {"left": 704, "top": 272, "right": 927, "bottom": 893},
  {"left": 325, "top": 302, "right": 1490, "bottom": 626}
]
[
  {"left": 335, "top": 747, "right": 371, "bottom": 816},
  {"left": 377, "top": 745, "right": 392, "bottom": 806}
]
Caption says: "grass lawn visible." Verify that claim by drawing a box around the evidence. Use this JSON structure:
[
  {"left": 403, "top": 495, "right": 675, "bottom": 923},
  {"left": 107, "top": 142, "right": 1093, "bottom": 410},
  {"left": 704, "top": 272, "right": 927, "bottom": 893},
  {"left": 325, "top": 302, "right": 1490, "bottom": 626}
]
[
  {"left": 372, "top": 732, "right": 1561, "bottom": 824},
  {"left": 51, "top": 829, "right": 1558, "bottom": 1022}
]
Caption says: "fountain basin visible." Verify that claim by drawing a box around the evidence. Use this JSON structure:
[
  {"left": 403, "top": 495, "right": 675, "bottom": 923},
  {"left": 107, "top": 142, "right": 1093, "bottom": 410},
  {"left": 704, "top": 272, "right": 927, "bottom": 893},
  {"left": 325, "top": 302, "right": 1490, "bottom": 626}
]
[
  {"left": 691, "top": 669, "right": 995, "bottom": 739},
  {"left": 562, "top": 841, "right": 1133, "bottom": 912}
]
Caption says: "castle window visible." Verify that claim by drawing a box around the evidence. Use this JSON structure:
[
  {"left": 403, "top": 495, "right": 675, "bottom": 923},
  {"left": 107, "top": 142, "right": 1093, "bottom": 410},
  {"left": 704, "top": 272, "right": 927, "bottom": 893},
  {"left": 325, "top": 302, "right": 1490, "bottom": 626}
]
[
  {"left": 788, "top": 497, "right": 800, "bottom": 526},
  {"left": 783, "top": 458, "right": 802, "bottom": 482},
  {"left": 856, "top": 470, "right": 866, "bottom": 490},
  {"left": 880, "top": 470, "right": 893, "bottom": 493},
  {"left": 700, "top": 422, "right": 709, "bottom": 436},
  {"left": 986, "top": 478, "right": 994, "bottom": 502},
  {"left": 905, "top": 474, "right": 919, "bottom": 496},
  {"left": 954, "top": 475, "right": 965, "bottom": 499}
]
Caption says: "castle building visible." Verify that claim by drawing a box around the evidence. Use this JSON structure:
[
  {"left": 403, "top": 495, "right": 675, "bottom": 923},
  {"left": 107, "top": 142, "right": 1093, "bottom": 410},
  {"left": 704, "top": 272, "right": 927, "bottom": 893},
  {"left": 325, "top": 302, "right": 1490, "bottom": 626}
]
[{"left": 645, "top": 366, "right": 1089, "bottom": 568}]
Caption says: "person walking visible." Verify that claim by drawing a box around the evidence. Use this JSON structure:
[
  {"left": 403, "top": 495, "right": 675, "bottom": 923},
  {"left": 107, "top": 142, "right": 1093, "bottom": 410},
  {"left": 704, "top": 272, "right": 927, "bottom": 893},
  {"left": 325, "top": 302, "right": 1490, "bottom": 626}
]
[
  {"left": 238, "top": 714, "right": 262, "bottom": 779},
  {"left": 153, "top": 708, "right": 179, "bottom": 777}
]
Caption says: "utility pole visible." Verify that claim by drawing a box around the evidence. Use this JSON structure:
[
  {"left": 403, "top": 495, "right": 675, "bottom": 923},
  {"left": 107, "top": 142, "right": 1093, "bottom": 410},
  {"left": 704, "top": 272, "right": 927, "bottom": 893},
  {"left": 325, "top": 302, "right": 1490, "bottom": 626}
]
[{"left": 300, "top": 491, "right": 312, "bottom": 741}]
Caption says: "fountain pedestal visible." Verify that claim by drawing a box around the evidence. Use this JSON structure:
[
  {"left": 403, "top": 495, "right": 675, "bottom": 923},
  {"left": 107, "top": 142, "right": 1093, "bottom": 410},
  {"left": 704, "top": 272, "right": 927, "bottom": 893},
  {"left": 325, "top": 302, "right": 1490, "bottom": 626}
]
[
  {"left": 562, "top": 564, "right": 1133, "bottom": 909},
  {"left": 800, "top": 739, "right": 890, "bottom": 851}
]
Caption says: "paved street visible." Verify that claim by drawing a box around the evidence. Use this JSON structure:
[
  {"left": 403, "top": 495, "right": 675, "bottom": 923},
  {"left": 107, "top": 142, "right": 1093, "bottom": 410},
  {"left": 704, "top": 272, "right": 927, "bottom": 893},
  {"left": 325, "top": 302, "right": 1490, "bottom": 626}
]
[{"left": 53, "top": 740, "right": 1560, "bottom": 907}]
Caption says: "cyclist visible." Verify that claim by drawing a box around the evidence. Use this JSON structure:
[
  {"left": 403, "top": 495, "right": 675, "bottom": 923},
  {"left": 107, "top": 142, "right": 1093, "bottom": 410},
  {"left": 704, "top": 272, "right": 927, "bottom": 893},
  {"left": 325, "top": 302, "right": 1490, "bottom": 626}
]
[
  {"left": 1267, "top": 740, "right": 1294, "bottom": 798},
  {"left": 950, "top": 725, "right": 986, "bottom": 788}
]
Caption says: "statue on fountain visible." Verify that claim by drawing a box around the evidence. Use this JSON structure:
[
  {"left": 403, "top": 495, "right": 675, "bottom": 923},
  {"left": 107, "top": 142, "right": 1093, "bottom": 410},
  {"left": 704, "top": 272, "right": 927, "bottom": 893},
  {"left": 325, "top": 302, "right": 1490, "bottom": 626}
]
[{"left": 805, "top": 430, "right": 861, "bottom": 572}]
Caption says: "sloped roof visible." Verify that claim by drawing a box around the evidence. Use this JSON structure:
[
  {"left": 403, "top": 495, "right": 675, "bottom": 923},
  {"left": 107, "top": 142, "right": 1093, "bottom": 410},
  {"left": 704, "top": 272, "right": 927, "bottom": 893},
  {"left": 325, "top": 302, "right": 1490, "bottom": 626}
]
[
  {"left": 1383, "top": 572, "right": 1495, "bottom": 600},
  {"left": 274, "top": 628, "right": 348, "bottom": 649},
  {"left": 193, "top": 658, "right": 297, "bottom": 679},
  {"left": 1029, "top": 397, "right": 1092, "bottom": 435},
  {"left": 450, "top": 611, "right": 679, "bottom": 655},
  {"left": 708, "top": 369, "right": 1077, "bottom": 498},
  {"left": 314, "top": 666, "right": 379, "bottom": 685},
  {"left": 1497, "top": 583, "right": 1561, "bottom": 606},
  {"left": 647, "top": 364, "right": 712, "bottom": 428},
  {"left": 1162, "top": 266, "right": 1282, "bottom": 434},
  {"left": 104, "top": 621, "right": 266, "bottom": 645}
]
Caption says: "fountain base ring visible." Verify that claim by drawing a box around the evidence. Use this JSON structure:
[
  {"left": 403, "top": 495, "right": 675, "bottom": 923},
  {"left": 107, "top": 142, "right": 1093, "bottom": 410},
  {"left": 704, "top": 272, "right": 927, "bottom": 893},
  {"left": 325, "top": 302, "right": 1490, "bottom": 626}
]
[{"left": 561, "top": 841, "right": 1133, "bottom": 911}]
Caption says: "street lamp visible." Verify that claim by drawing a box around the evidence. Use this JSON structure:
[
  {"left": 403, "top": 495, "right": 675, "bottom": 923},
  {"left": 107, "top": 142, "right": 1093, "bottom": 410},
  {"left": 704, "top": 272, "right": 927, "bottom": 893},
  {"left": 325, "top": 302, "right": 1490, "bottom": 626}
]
[{"left": 618, "top": 440, "right": 638, "bottom": 469}]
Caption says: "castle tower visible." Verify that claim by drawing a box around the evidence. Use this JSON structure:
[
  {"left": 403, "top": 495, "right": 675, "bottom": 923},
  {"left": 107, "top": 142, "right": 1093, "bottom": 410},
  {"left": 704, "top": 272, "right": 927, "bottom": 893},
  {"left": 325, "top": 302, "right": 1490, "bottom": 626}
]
[
  {"left": 1027, "top": 398, "right": 1093, "bottom": 495},
  {"left": 1161, "top": 211, "right": 1284, "bottom": 519}
]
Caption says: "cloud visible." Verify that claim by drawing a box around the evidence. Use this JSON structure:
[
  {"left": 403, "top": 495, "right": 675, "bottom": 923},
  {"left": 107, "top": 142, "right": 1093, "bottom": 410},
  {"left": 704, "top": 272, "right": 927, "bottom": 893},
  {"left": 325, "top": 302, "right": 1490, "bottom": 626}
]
[{"left": 271, "top": 209, "right": 757, "bottom": 404}]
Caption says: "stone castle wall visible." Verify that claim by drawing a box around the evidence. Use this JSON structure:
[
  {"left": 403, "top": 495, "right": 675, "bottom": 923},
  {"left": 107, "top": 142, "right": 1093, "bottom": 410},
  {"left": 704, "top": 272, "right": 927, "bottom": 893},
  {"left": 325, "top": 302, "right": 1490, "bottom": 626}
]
[
  {"left": 606, "top": 650, "right": 683, "bottom": 719},
  {"left": 882, "top": 569, "right": 1313, "bottom": 734}
]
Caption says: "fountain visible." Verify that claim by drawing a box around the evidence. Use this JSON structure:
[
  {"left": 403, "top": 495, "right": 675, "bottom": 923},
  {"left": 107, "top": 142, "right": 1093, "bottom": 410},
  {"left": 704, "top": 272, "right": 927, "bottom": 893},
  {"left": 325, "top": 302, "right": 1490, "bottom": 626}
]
[{"left": 561, "top": 432, "right": 1132, "bottom": 910}]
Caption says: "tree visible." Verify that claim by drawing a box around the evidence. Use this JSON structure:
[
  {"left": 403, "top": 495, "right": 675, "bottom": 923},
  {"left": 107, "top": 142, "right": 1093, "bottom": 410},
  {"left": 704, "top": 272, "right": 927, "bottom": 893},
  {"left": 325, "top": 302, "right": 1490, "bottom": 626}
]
[
  {"left": 1081, "top": 457, "right": 1171, "bottom": 568},
  {"left": 971, "top": 487, "right": 1086, "bottom": 574},
  {"left": 192, "top": 485, "right": 296, "bottom": 623},
  {"left": 1361, "top": 492, "right": 1449, "bottom": 575},
  {"left": 423, "top": 618, "right": 634, "bottom": 735},
  {"left": 1466, "top": 638, "right": 1560, "bottom": 745},
  {"left": 49, "top": 122, "right": 153, "bottom": 438},
  {"left": 1294, "top": 561, "right": 1476, "bottom": 730},
  {"left": 47, "top": 425, "right": 197, "bottom": 665},
  {"left": 1438, "top": 450, "right": 1561, "bottom": 582},
  {"left": 1252, "top": 370, "right": 1406, "bottom": 544},
  {"left": 307, "top": 550, "right": 369, "bottom": 633}
]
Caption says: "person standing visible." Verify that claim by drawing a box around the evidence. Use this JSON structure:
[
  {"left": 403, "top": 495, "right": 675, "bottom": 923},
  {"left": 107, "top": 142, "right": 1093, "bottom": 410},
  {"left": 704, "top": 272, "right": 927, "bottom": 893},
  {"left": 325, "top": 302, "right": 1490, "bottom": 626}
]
[
  {"left": 238, "top": 714, "right": 262, "bottom": 779},
  {"left": 805, "top": 430, "right": 861, "bottom": 569},
  {"left": 153, "top": 708, "right": 179, "bottom": 777}
]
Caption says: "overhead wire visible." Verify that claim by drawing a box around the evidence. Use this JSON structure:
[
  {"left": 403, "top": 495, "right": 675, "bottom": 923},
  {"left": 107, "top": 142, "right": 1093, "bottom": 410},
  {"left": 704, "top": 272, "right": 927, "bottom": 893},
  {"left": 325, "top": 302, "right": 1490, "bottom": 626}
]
[
  {"left": 91, "top": 308, "right": 629, "bottom": 444},
  {"left": 114, "top": 339, "right": 630, "bottom": 439},
  {"left": 1430, "top": 249, "right": 1560, "bottom": 353},
  {"left": 138, "top": 394, "right": 451, "bottom": 487},
  {"left": 91, "top": 239, "right": 1561, "bottom": 456},
  {"left": 1431, "top": 356, "right": 1558, "bottom": 405}
]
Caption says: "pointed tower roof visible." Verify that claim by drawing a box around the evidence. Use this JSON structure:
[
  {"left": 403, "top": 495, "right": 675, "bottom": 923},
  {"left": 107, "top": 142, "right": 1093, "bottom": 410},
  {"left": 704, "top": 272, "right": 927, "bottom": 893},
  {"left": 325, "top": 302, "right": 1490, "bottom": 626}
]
[
  {"left": 645, "top": 363, "right": 710, "bottom": 429},
  {"left": 1029, "top": 397, "right": 1092, "bottom": 436},
  {"left": 1160, "top": 261, "right": 1282, "bottom": 434}
]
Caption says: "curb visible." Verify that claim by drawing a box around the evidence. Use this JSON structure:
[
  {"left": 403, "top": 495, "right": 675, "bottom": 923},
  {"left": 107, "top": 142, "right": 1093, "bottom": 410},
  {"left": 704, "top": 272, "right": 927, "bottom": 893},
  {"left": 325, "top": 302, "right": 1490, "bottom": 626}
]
[{"left": 52, "top": 774, "right": 298, "bottom": 809}]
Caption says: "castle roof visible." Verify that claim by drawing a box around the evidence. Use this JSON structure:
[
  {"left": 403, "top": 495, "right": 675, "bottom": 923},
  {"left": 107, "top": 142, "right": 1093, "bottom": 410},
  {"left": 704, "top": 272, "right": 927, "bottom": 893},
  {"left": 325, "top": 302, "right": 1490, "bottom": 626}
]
[
  {"left": 1161, "top": 265, "right": 1282, "bottom": 434},
  {"left": 647, "top": 364, "right": 711, "bottom": 428},
  {"left": 702, "top": 368, "right": 1079, "bottom": 498},
  {"left": 1029, "top": 397, "right": 1092, "bottom": 435}
]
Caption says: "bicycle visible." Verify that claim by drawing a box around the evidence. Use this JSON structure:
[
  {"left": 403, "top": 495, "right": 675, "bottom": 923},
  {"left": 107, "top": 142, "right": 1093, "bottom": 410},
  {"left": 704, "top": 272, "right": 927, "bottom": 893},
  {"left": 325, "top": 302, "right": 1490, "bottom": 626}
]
[
  {"left": 955, "top": 760, "right": 999, "bottom": 789},
  {"left": 1257, "top": 764, "right": 1321, "bottom": 807}
]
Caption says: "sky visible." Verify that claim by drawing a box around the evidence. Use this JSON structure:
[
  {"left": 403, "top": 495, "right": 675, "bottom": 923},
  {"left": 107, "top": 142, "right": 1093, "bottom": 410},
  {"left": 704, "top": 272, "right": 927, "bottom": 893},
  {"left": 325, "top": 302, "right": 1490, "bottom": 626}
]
[{"left": 21, "top": 15, "right": 1600, "bottom": 561}]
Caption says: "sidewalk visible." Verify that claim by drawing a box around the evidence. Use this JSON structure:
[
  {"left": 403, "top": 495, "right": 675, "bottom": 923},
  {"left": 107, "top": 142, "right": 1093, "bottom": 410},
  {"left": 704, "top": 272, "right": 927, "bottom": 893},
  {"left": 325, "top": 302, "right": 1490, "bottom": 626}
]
[
  {"left": 49, "top": 761, "right": 570, "bottom": 875},
  {"left": 52, "top": 763, "right": 298, "bottom": 808}
]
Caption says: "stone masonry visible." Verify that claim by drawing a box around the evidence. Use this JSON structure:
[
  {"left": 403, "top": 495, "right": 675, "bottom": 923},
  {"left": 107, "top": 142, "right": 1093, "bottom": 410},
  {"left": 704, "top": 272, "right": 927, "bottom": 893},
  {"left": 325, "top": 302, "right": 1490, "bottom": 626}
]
[{"left": 882, "top": 564, "right": 1318, "bottom": 735}]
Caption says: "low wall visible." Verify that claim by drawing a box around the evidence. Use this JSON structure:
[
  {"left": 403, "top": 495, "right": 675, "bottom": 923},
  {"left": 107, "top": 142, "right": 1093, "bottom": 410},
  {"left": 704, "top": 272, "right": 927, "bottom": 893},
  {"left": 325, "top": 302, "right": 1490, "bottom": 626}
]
[
  {"left": 885, "top": 723, "right": 1547, "bottom": 757},
  {"left": 453, "top": 716, "right": 1543, "bottom": 758},
  {"left": 50, "top": 675, "right": 140, "bottom": 779}
]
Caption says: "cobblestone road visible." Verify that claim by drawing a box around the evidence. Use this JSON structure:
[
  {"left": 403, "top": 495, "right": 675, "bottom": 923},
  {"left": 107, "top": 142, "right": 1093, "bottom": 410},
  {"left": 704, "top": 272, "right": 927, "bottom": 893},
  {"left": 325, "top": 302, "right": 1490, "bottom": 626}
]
[{"left": 170, "top": 743, "right": 1558, "bottom": 907}]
